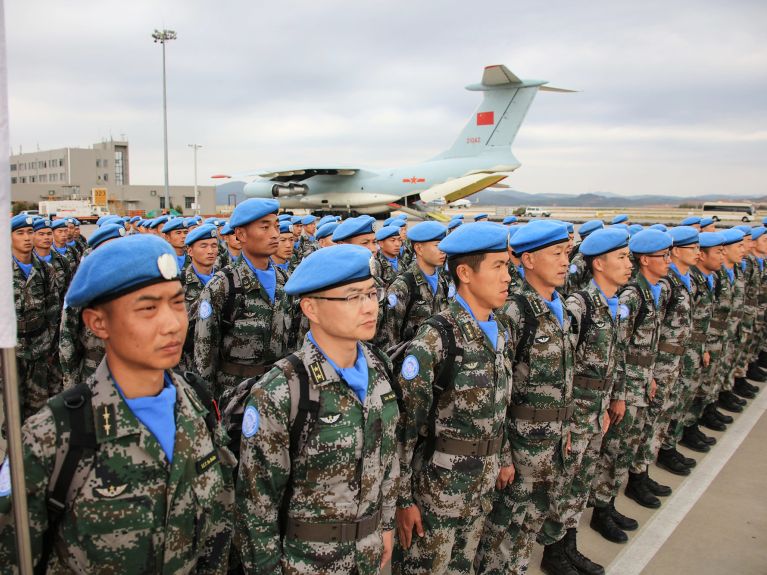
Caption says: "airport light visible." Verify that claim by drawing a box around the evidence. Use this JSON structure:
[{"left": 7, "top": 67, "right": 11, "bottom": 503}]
[
  {"left": 188, "top": 144, "right": 202, "bottom": 215},
  {"left": 152, "top": 28, "right": 177, "bottom": 213}
]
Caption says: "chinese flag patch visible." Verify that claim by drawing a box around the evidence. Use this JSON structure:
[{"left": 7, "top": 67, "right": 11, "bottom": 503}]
[{"left": 476, "top": 111, "right": 495, "bottom": 126}]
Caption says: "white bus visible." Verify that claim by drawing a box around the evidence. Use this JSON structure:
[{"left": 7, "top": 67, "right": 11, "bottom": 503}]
[{"left": 701, "top": 201, "right": 756, "bottom": 222}]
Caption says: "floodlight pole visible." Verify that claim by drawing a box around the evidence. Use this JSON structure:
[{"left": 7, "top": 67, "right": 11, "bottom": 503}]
[
  {"left": 152, "top": 29, "right": 176, "bottom": 214},
  {"left": 188, "top": 144, "right": 202, "bottom": 215}
]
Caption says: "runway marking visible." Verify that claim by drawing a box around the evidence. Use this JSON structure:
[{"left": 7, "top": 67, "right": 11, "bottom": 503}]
[{"left": 607, "top": 388, "right": 767, "bottom": 575}]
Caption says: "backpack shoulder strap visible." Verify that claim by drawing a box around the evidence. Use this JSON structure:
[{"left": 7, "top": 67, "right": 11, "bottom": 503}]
[
  {"left": 572, "top": 290, "right": 595, "bottom": 350},
  {"left": 220, "top": 266, "right": 243, "bottom": 333},
  {"left": 398, "top": 271, "right": 419, "bottom": 341},
  {"left": 509, "top": 293, "right": 543, "bottom": 365},
  {"left": 178, "top": 371, "right": 220, "bottom": 433}
]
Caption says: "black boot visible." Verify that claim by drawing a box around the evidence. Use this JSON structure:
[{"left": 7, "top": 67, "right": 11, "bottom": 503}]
[
  {"left": 759, "top": 350, "right": 767, "bottom": 369},
  {"left": 681, "top": 425, "right": 711, "bottom": 452},
  {"left": 745, "top": 364, "right": 766, "bottom": 383},
  {"left": 590, "top": 504, "right": 628, "bottom": 543},
  {"left": 625, "top": 471, "right": 661, "bottom": 508},
  {"left": 699, "top": 408, "right": 727, "bottom": 431},
  {"left": 672, "top": 447, "right": 696, "bottom": 468},
  {"left": 609, "top": 497, "right": 638, "bottom": 531},
  {"left": 733, "top": 378, "right": 756, "bottom": 399},
  {"left": 712, "top": 406, "right": 734, "bottom": 423},
  {"left": 645, "top": 471, "right": 673, "bottom": 496},
  {"left": 563, "top": 528, "right": 605, "bottom": 575},
  {"left": 692, "top": 423, "right": 717, "bottom": 445},
  {"left": 657, "top": 448, "right": 690, "bottom": 476},
  {"left": 729, "top": 389, "right": 747, "bottom": 405},
  {"left": 718, "top": 391, "right": 744, "bottom": 413},
  {"left": 541, "top": 538, "right": 579, "bottom": 575}
]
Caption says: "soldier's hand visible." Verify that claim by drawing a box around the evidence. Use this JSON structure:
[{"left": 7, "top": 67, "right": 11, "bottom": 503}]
[
  {"left": 565, "top": 431, "right": 572, "bottom": 456},
  {"left": 381, "top": 529, "right": 394, "bottom": 569},
  {"left": 396, "top": 505, "right": 424, "bottom": 549},
  {"left": 608, "top": 399, "right": 626, "bottom": 424},
  {"left": 703, "top": 351, "right": 710, "bottom": 367},
  {"left": 650, "top": 378, "right": 657, "bottom": 400},
  {"left": 496, "top": 465, "right": 515, "bottom": 490},
  {"left": 602, "top": 410, "right": 611, "bottom": 434}
]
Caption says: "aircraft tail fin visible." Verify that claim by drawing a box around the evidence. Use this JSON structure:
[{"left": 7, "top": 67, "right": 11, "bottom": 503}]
[{"left": 435, "top": 65, "right": 573, "bottom": 160}]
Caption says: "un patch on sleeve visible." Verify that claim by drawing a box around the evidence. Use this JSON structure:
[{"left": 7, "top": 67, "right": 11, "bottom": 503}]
[
  {"left": 569, "top": 264, "right": 578, "bottom": 274},
  {"left": 199, "top": 300, "right": 213, "bottom": 320},
  {"left": 387, "top": 293, "right": 398, "bottom": 309},
  {"left": 619, "top": 304, "right": 630, "bottom": 319},
  {"left": 401, "top": 355, "right": 420, "bottom": 380},
  {"left": 242, "top": 405, "right": 260, "bottom": 438},
  {"left": 0, "top": 457, "right": 11, "bottom": 497},
  {"left": 448, "top": 284, "right": 456, "bottom": 298}
]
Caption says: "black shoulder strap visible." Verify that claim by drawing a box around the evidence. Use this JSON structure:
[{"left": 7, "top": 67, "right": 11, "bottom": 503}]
[
  {"left": 220, "top": 267, "right": 243, "bottom": 333},
  {"left": 399, "top": 272, "right": 419, "bottom": 341},
  {"left": 40, "top": 384, "right": 97, "bottom": 575},
  {"left": 180, "top": 371, "right": 220, "bottom": 433},
  {"left": 510, "top": 293, "right": 540, "bottom": 366},
  {"left": 624, "top": 283, "right": 649, "bottom": 336},
  {"left": 574, "top": 290, "right": 594, "bottom": 350}
]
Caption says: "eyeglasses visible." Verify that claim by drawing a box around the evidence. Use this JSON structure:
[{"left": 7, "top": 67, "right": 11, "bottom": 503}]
[
  {"left": 644, "top": 251, "right": 671, "bottom": 261},
  {"left": 676, "top": 245, "right": 701, "bottom": 252},
  {"left": 308, "top": 287, "right": 386, "bottom": 306}
]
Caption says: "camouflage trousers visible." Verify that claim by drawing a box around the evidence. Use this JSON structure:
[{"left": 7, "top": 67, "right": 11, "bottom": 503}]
[
  {"left": 280, "top": 532, "right": 386, "bottom": 575},
  {"left": 590, "top": 404, "right": 646, "bottom": 508},
  {"left": 687, "top": 337, "right": 725, "bottom": 422},
  {"left": 474, "top": 435, "right": 566, "bottom": 575},
  {"left": 664, "top": 345, "right": 705, "bottom": 449},
  {"left": 717, "top": 323, "right": 740, "bottom": 393},
  {"left": 16, "top": 356, "right": 53, "bottom": 421},
  {"left": 729, "top": 322, "right": 754, "bottom": 380},
  {"left": 399, "top": 511, "right": 486, "bottom": 574},
  {"left": 631, "top": 354, "right": 682, "bottom": 473}
]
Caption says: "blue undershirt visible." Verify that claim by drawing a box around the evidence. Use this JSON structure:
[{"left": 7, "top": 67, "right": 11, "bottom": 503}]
[
  {"left": 516, "top": 265, "right": 525, "bottom": 279},
  {"left": 740, "top": 259, "right": 747, "bottom": 272},
  {"left": 243, "top": 254, "right": 276, "bottom": 302},
  {"left": 455, "top": 293, "right": 499, "bottom": 349},
  {"left": 543, "top": 290, "right": 565, "bottom": 328},
  {"left": 669, "top": 262, "right": 692, "bottom": 292},
  {"left": 13, "top": 257, "right": 32, "bottom": 278},
  {"left": 757, "top": 257, "right": 764, "bottom": 273},
  {"left": 423, "top": 269, "right": 438, "bottom": 294},
  {"left": 193, "top": 264, "right": 214, "bottom": 286},
  {"left": 53, "top": 245, "right": 67, "bottom": 256},
  {"left": 308, "top": 332, "right": 368, "bottom": 403},
  {"left": 112, "top": 371, "right": 177, "bottom": 463},
  {"left": 177, "top": 254, "right": 186, "bottom": 271},
  {"left": 724, "top": 266, "right": 735, "bottom": 285},
  {"left": 383, "top": 255, "right": 399, "bottom": 272},
  {"left": 705, "top": 272, "right": 715, "bottom": 292},
  {"left": 642, "top": 274, "right": 662, "bottom": 306},
  {"left": 34, "top": 251, "right": 52, "bottom": 264},
  {"left": 273, "top": 261, "right": 289, "bottom": 271},
  {"left": 592, "top": 280, "right": 618, "bottom": 320},
  {"left": 66, "top": 240, "right": 76, "bottom": 247}
]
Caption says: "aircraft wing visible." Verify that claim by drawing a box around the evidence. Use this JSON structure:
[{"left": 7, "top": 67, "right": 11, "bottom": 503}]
[
  {"left": 419, "top": 173, "right": 508, "bottom": 204},
  {"left": 212, "top": 166, "right": 365, "bottom": 182}
]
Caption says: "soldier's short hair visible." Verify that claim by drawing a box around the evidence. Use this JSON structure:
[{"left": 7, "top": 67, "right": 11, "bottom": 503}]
[{"left": 448, "top": 253, "right": 486, "bottom": 288}]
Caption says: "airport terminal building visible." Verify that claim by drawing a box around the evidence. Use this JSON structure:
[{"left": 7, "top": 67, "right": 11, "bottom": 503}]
[{"left": 10, "top": 140, "right": 216, "bottom": 215}]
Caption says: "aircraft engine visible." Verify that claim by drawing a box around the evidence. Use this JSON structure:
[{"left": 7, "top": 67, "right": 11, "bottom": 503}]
[{"left": 271, "top": 183, "right": 309, "bottom": 198}]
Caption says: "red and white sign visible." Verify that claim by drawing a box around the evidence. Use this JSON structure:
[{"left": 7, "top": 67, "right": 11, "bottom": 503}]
[{"left": 476, "top": 111, "right": 495, "bottom": 126}]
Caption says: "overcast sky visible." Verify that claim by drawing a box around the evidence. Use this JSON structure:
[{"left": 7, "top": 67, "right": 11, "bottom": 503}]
[{"left": 6, "top": 0, "right": 767, "bottom": 197}]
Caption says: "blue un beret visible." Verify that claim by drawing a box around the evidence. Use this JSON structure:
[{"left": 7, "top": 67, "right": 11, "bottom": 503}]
[
  {"left": 285, "top": 244, "right": 373, "bottom": 296},
  {"left": 502, "top": 216, "right": 518, "bottom": 225},
  {"left": 734, "top": 224, "right": 752, "bottom": 235},
  {"left": 147, "top": 218, "right": 162, "bottom": 229},
  {"left": 332, "top": 215, "right": 376, "bottom": 242},
  {"left": 395, "top": 213, "right": 408, "bottom": 221},
  {"left": 33, "top": 218, "right": 52, "bottom": 231},
  {"left": 628, "top": 224, "right": 644, "bottom": 236},
  {"left": 611, "top": 214, "right": 629, "bottom": 225},
  {"left": 129, "top": 216, "right": 141, "bottom": 223},
  {"left": 447, "top": 219, "right": 463, "bottom": 231},
  {"left": 474, "top": 213, "right": 488, "bottom": 222},
  {"left": 721, "top": 229, "right": 745, "bottom": 246},
  {"left": 580, "top": 228, "right": 630, "bottom": 257},
  {"left": 88, "top": 223, "right": 127, "bottom": 249},
  {"left": 649, "top": 224, "right": 668, "bottom": 232},
  {"left": 578, "top": 220, "right": 604, "bottom": 239},
  {"left": 700, "top": 217, "right": 715, "bottom": 227},
  {"left": 230, "top": 199, "right": 279, "bottom": 228},
  {"left": 185, "top": 224, "right": 218, "bottom": 246},
  {"left": 508, "top": 220, "right": 569, "bottom": 255},
  {"left": 183, "top": 217, "right": 197, "bottom": 227},
  {"left": 629, "top": 229, "right": 672, "bottom": 254},
  {"left": 387, "top": 219, "right": 406, "bottom": 229},
  {"left": 680, "top": 216, "right": 701, "bottom": 226},
  {"left": 507, "top": 225, "right": 523, "bottom": 241},
  {"left": 751, "top": 227, "right": 767, "bottom": 241},
  {"left": 290, "top": 216, "right": 302, "bottom": 225},
  {"left": 611, "top": 223, "right": 629, "bottom": 231},
  {"left": 317, "top": 215, "right": 336, "bottom": 228},
  {"left": 550, "top": 220, "right": 574, "bottom": 234},
  {"left": 96, "top": 215, "right": 114, "bottom": 226},
  {"left": 382, "top": 217, "right": 396, "bottom": 226},
  {"left": 700, "top": 232, "right": 725, "bottom": 248},
  {"left": 203, "top": 217, "right": 221, "bottom": 226},
  {"left": 669, "top": 226, "right": 699, "bottom": 247},
  {"left": 11, "top": 214, "right": 35, "bottom": 231},
  {"left": 301, "top": 215, "right": 317, "bottom": 225},
  {"left": 451, "top": 214, "right": 465, "bottom": 220},
  {"left": 440, "top": 222, "right": 510, "bottom": 257},
  {"left": 315, "top": 222, "right": 339, "bottom": 240},
  {"left": 408, "top": 221, "right": 447, "bottom": 243},
  {"left": 375, "top": 226, "right": 400, "bottom": 241},
  {"left": 277, "top": 214, "right": 292, "bottom": 222},
  {"left": 51, "top": 220, "right": 68, "bottom": 230},
  {"left": 66, "top": 235, "right": 180, "bottom": 308},
  {"left": 162, "top": 218, "right": 189, "bottom": 233},
  {"left": 220, "top": 223, "right": 234, "bottom": 236},
  {"left": 279, "top": 221, "right": 292, "bottom": 234},
  {"left": 97, "top": 215, "right": 122, "bottom": 227}
]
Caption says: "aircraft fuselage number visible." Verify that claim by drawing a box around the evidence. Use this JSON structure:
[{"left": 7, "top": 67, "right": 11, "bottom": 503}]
[{"left": 466, "top": 137, "right": 481, "bottom": 144}]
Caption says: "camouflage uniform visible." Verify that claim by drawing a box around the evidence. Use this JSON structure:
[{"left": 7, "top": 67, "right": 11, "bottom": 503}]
[
  {"left": 566, "top": 251, "right": 591, "bottom": 294},
  {"left": 506, "top": 263, "right": 525, "bottom": 296},
  {"left": 235, "top": 337, "right": 399, "bottom": 574},
  {"left": 58, "top": 305, "right": 105, "bottom": 390},
  {"left": 376, "top": 252, "right": 400, "bottom": 287},
  {"left": 699, "top": 267, "right": 737, "bottom": 408},
  {"left": 400, "top": 240, "right": 415, "bottom": 270},
  {"left": 715, "top": 265, "right": 743, "bottom": 396},
  {"left": 193, "top": 259, "right": 293, "bottom": 401},
  {"left": 298, "top": 234, "right": 319, "bottom": 260},
  {"left": 398, "top": 300, "right": 512, "bottom": 574},
  {"left": 476, "top": 282, "right": 574, "bottom": 575},
  {"left": 0, "top": 360, "right": 235, "bottom": 573},
  {"left": 754, "top": 258, "right": 767, "bottom": 359},
  {"left": 380, "top": 261, "right": 450, "bottom": 350},
  {"left": 181, "top": 262, "right": 209, "bottom": 309},
  {"left": 543, "top": 281, "right": 621, "bottom": 539},
  {"left": 731, "top": 256, "right": 759, "bottom": 378},
  {"left": 631, "top": 269, "right": 691, "bottom": 473},
  {"left": 11, "top": 258, "right": 60, "bottom": 420},
  {"left": 35, "top": 250, "right": 73, "bottom": 301},
  {"left": 590, "top": 274, "right": 666, "bottom": 507}
]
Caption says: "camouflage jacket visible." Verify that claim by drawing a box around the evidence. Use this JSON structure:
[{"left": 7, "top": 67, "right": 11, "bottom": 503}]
[
  {"left": 380, "top": 261, "right": 450, "bottom": 350},
  {"left": 298, "top": 234, "right": 318, "bottom": 260},
  {"left": 507, "top": 262, "right": 525, "bottom": 296},
  {"left": 652, "top": 268, "right": 694, "bottom": 385},
  {"left": 34, "top": 251, "right": 73, "bottom": 302},
  {"left": 59, "top": 305, "right": 104, "bottom": 389},
  {"left": 566, "top": 281, "right": 622, "bottom": 434},
  {"left": 181, "top": 262, "right": 209, "bottom": 310},
  {"left": 399, "top": 240, "right": 415, "bottom": 269},
  {"left": 235, "top": 337, "right": 399, "bottom": 574},
  {"left": 0, "top": 360, "right": 235, "bottom": 574},
  {"left": 615, "top": 273, "right": 669, "bottom": 407},
  {"left": 717, "top": 265, "right": 743, "bottom": 341},
  {"left": 755, "top": 256, "right": 767, "bottom": 309},
  {"left": 689, "top": 267, "right": 715, "bottom": 351},
  {"left": 193, "top": 258, "right": 293, "bottom": 400},
  {"left": 13, "top": 258, "right": 60, "bottom": 361},
  {"left": 566, "top": 250, "right": 591, "bottom": 295},
  {"left": 502, "top": 281, "right": 575, "bottom": 440},
  {"left": 739, "top": 255, "right": 760, "bottom": 330},
  {"left": 396, "top": 300, "right": 513, "bottom": 517},
  {"left": 376, "top": 252, "right": 400, "bottom": 287}
]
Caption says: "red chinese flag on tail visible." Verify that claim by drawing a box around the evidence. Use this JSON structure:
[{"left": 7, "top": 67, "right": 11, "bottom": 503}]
[{"left": 476, "top": 111, "right": 495, "bottom": 126}]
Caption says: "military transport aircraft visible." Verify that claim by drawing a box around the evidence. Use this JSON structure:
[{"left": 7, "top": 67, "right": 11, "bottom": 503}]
[{"left": 213, "top": 64, "right": 572, "bottom": 216}]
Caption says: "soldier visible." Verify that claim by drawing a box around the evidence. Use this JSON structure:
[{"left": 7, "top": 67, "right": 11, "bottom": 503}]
[
  {"left": 0, "top": 234, "right": 234, "bottom": 573},
  {"left": 502, "top": 215, "right": 518, "bottom": 226},
  {"left": 316, "top": 221, "right": 338, "bottom": 248},
  {"left": 476, "top": 220, "right": 575, "bottom": 575},
  {"left": 72, "top": 218, "right": 88, "bottom": 251},
  {"left": 235, "top": 244, "right": 398, "bottom": 573},
  {"left": 59, "top": 224, "right": 127, "bottom": 389},
  {"left": 376, "top": 226, "right": 403, "bottom": 287},
  {"left": 51, "top": 219, "right": 78, "bottom": 269},
  {"left": 680, "top": 216, "right": 702, "bottom": 231},
  {"left": 611, "top": 214, "right": 630, "bottom": 226},
  {"left": 127, "top": 215, "right": 141, "bottom": 235},
  {"left": 506, "top": 225, "right": 525, "bottom": 296},
  {"left": 589, "top": 229, "right": 671, "bottom": 539},
  {"left": 32, "top": 218, "right": 73, "bottom": 300},
  {"left": 163, "top": 217, "right": 192, "bottom": 271},
  {"left": 566, "top": 220, "right": 604, "bottom": 294},
  {"left": 397, "top": 222, "right": 513, "bottom": 574},
  {"left": 542, "top": 228, "right": 633, "bottom": 575},
  {"left": 473, "top": 213, "right": 489, "bottom": 222},
  {"left": 271, "top": 220, "right": 295, "bottom": 273},
  {"left": 745, "top": 226, "right": 767, "bottom": 388},
  {"left": 381, "top": 221, "right": 449, "bottom": 350},
  {"left": 699, "top": 217, "right": 716, "bottom": 232},
  {"left": 8, "top": 214, "right": 60, "bottom": 420},
  {"left": 297, "top": 214, "right": 319, "bottom": 259},
  {"left": 182, "top": 224, "right": 220, "bottom": 307},
  {"left": 194, "top": 199, "right": 293, "bottom": 401},
  {"left": 332, "top": 216, "right": 382, "bottom": 280}
]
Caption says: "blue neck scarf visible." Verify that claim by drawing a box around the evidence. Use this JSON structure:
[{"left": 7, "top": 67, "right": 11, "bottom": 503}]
[
  {"left": 308, "top": 332, "right": 369, "bottom": 403},
  {"left": 516, "top": 265, "right": 526, "bottom": 279},
  {"left": 273, "top": 260, "right": 289, "bottom": 271},
  {"left": 543, "top": 290, "right": 565, "bottom": 328},
  {"left": 399, "top": 245, "right": 405, "bottom": 256},
  {"left": 14, "top": 257, "right": 32, "bottom": 278},
  {"left": 724, "top": 265, "right": 735, "bottom": 285},
  {"left": 384, "top": 254, "right": 399, "bottom": 272},
  {"left": 66, "top": 240, "right": 76, "bottom": 247},
  {"left": 705, "top": 272, "right": 715, "bottom": 292},
  {"left": 228, "top": 250, "right": 241, "bottom": 263},
  {"left": 423, "top": 269, "right": 438, "bottom": 294},
  {"left": 641, "top": 273, "right": 662, "bottom": 306},
  {"left": 35, "top": 251, "right": 52, "bottom": 264},
  {"left": 53, "top": 245, "right": 67, "bottom": 256},
  {"left": 113, "top": 371, "right": 177, "bottom": 463},
  {"left": 176, "top": 254, "right": 186, "bottom": 271},
  {"left": 592, "top": 280, "right": 618, "bottom": 320},
  {"left": 243, "top": 254, "right": 276, "bottom": 302},
  {"left": 192, "top": 264, "right": 214, "bottom": 287},
  {"left": 757, "top": 257, "right": 764, "bottom": 273},
  {"left": 294, "top": 240, "right": 300, "bottom": 251},
  {"left": 669, "top": 262, "right": 691, "bottom": 292},
  {"left": 455, "top": 293, "right": 499, "bottom": 349},
  {"left": 740, "top": 259, "right": 747, "bottom": 272},
  {"left": 308, "top": 234, "right": 315, "bottom": 242}
]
